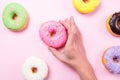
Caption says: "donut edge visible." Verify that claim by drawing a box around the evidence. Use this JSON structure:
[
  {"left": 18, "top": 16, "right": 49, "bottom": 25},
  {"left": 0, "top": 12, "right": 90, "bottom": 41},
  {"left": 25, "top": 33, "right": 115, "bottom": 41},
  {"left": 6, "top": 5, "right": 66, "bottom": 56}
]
[
  {"left": 72, "top": 0, "right": 100, "bottom": 14},
  {"left": 102, "top": 47, "right": 118, "bottom": 73},
  {"left": 2, "top": 2, "right": 29, "bottom": 32},
  {"left": 39, "top": 21, "right": 68, "bottom": 48},
  {"left": 22, "top": 56, "right": 49, "bottom": 80},
  {"left": 102, "top": 48, "right": 111, "bottom": 73},
  {"left": 11, "top": 15, "right": 29, "bottom": 32},
  {"left": 106, "top": 15, "right": 120, "bottom": 37}
]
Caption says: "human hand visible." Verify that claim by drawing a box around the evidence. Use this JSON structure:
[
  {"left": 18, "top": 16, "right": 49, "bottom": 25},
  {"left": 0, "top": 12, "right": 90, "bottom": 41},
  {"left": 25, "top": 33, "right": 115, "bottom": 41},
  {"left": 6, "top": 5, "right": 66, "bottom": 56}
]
[
  {"left": 48, "top": 16, "right": 97, "bottom": 80},
  {"left": 48, "top": 16, "right": 87, "bottom": 69}
]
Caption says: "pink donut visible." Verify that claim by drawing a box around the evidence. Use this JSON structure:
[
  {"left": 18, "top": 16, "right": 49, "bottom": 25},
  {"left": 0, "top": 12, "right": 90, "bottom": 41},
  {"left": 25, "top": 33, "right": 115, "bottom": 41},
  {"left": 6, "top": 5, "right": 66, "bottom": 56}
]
[{"left": 39, "top": 21, "right": 68, "bottom": 48}]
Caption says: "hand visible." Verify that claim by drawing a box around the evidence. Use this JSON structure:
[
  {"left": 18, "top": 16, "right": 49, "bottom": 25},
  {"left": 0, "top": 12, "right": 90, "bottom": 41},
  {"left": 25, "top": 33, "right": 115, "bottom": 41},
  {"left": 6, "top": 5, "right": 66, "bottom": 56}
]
[
  {"left": 49, "top": 16, "right": 86, "bottom": 68},
  {"left": 49, "top": 16, "right": 97, "bottom": 80}
]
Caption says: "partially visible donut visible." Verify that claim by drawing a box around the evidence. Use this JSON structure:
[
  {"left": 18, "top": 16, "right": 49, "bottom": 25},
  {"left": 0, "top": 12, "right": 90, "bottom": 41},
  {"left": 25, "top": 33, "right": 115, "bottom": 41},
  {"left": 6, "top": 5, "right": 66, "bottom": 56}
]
[
  {"left": 106, "top": 12, "right": 120, "bottom": 37},
  {"left": 102, "top": 46, "right": 120, "bottom": 74},
  {"left": 39, "top": 21, "right": 68, "bottom": 48},
  {"left": 73, "top": 0, "right": 100, "bottom": 14},
  {"left": 2, "top": 2, "right": 29, "bottom": 31},
  {"left": 22, "top": 57, "right": 48, "bottom": 80}
]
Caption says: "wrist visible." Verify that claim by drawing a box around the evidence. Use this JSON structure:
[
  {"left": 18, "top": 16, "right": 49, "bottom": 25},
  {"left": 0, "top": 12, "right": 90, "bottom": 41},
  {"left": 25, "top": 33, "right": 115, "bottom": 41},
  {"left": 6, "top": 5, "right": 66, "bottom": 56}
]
[
  {"left": 72, "top": 57, "right": 88, "bottom": 71},
  {"left": 73, "top": 59, "right": 97, "bottom": 80}
]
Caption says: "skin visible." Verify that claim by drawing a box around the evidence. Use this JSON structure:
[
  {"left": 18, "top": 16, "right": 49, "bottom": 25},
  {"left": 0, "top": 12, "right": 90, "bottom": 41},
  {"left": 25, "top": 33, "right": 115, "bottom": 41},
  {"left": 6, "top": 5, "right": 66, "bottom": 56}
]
[{"left": 49, "top": 16, "right": 97, "bottom": 80}]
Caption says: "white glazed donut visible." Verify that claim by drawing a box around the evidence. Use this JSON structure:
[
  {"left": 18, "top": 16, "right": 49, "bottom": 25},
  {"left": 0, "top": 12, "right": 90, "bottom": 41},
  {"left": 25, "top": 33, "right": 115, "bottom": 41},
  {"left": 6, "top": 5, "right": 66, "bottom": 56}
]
[{"left": 22, "top": 57, "right": 48, "bottom": 80}]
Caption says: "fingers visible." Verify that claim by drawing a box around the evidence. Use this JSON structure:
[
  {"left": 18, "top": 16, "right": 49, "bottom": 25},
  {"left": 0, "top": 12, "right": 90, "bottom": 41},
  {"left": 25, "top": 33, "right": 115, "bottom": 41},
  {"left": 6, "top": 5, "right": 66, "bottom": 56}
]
[
  {"left": 70, "top": 16, "right": 76, "bottom": 27},
  {"left": 65, "top": 33, "right": 75, "bottom": 47},
  {"left": 70, "top": 16, "right": 81, "bottom": 35},
  {"left": 59, "top": 20, "right": 71, "bottom": 34},
  {"left": 48, "top": 47, "right": 61, "bottom": 59},
  {"left": 65, "top": 19, "right": 70, "bottom": 25},
  {"left": 59, "top": 20, "right": 69, "bottom": 30},
  {"left": 59, "top": 16, "right": 76, "bottom": 34},
  {"left": 70, "top": 16, "right": 79, "bottom": 31},
  {"left": 59, "top": 16, "right": 81, "bottom": 46}
]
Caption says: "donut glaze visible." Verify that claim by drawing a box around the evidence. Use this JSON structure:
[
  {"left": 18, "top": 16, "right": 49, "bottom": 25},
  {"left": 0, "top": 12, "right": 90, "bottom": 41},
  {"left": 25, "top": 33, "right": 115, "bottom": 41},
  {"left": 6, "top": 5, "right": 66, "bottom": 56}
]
[
  {"left": 73, "top": 0, "right": 100, "bottom": 14},
  {"left": 39, "top": 21, "right": 67, "bottom": 48},
  {"left": 22, "top": 57, "right": 48, "bottom": 80},
  {"left": 109, "top": 12, "right": 120, "bottom": 35},
  {"left": 2, "top": 3, "right": 28, "bottom": 31},
  {"left": 102, "top": 46, "right": 120, "bottom": 74}
]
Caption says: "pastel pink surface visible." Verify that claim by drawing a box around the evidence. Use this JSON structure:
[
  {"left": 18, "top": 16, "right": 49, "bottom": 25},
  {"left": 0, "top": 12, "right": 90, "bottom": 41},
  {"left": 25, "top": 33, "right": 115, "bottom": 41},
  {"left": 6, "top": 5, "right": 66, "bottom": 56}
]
[
  {"left": 40, "top": 21, "right": 67, "bottom": 48},
  {"left": 0, "top": 0, "right": 120, "bottom": 80}
]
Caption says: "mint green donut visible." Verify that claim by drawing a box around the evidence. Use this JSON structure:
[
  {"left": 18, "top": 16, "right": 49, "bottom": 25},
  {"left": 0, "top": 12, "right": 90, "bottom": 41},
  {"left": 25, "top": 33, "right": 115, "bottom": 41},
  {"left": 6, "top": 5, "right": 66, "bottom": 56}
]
[{"left": 2, "top": 3, "right": 28, "bottom": 31}]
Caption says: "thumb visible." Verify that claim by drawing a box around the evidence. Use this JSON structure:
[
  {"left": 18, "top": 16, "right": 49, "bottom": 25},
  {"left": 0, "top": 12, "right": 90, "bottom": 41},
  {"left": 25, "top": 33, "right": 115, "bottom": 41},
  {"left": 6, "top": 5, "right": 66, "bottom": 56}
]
[{"left": 48, "top": 47, "right": 59, "bottom": 58}]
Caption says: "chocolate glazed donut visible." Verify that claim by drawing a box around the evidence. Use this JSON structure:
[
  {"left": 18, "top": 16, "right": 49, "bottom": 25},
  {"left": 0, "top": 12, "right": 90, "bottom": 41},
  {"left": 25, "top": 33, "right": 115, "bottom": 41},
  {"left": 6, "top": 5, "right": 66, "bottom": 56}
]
[{"left": 109, "top": 12, "right": 120, "bottom": 35}]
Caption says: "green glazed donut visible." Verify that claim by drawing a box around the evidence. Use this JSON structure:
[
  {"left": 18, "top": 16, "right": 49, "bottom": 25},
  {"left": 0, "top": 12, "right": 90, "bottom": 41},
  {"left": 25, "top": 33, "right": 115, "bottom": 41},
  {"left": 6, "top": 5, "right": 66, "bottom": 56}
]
[{"left": 2, "top": 3, "right": 28, "bottom": 31}]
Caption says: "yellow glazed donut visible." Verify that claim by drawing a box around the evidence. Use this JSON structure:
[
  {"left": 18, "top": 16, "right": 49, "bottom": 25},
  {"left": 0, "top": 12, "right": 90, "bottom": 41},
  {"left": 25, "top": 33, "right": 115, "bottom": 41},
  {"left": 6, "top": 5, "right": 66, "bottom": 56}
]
[{"left": 73, "top": 0, "right": 100, "bottom": 14}]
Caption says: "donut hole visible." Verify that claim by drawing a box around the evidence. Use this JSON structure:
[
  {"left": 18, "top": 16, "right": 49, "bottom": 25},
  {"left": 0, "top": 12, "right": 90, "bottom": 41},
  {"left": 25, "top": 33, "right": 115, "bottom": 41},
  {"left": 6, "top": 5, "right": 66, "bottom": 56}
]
[
  {"left": 113, "top": 56, "right": 119, "bottom": 63},
  {"left": 12, "top": 13, "right": 17, "bottom": 20},
  {"left": 83, "top": 0, "right": 89, "bottom": 3},
  {"left": 31, "top": 67, "right": 38, "bottom": 73},
  {"left": 117, "top": 19, "right": 120, "bottom": 28},
  {"left": 50, "top": 30, "right": 56, "bottom": 37}
]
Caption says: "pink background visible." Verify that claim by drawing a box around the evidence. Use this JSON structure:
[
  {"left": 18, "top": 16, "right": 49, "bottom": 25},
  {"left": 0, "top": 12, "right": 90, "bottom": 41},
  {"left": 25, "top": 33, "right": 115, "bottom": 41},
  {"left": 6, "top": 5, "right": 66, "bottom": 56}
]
[{"left": 0, "top": 0, "right": 120, "bottom": 80}]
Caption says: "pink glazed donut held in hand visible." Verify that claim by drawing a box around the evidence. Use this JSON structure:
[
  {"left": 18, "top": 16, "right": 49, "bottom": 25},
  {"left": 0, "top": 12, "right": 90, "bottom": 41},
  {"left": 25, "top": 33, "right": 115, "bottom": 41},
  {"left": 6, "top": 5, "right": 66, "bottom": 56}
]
[{"left": 39, "top": 21, "right": 68, "bottom": 48}]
